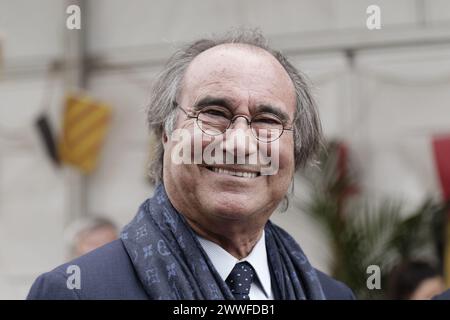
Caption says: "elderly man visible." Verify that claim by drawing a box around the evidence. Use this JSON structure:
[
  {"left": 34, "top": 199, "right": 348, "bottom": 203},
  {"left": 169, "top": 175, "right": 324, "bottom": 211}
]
[{"left": 28, "top": 31, "right": 354, "bottom": 300}]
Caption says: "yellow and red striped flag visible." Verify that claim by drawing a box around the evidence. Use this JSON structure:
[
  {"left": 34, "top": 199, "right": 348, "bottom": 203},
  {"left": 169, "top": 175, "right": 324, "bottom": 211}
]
[{"left": 59, "top": 94, "right": 112, "bottom": 174}]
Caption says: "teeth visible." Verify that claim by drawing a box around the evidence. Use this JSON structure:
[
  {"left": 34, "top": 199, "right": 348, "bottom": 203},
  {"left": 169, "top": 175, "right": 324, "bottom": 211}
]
[{"left": 211, "top": 167, "right": 257, "bottom": 178}]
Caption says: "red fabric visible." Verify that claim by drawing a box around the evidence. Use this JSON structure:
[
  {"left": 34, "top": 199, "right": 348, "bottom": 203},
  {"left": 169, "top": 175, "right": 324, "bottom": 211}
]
[{"left": 432, "top": 135, "right": 450, "bottom": 202}]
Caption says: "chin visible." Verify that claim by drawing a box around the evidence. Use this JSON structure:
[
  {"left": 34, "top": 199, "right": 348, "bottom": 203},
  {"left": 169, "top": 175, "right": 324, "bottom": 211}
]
[{"left": 205, "top": 194, "right": 261, "bottom": 220}]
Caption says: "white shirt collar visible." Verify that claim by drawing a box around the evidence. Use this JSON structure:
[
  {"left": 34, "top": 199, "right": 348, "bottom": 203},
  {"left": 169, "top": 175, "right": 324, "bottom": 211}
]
[{"left": 197, "top": 230, "right": 272, "bottom": 299}]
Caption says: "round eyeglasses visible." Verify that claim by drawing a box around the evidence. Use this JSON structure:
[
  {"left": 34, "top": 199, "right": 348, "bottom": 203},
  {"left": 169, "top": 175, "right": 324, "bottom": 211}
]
[{"left": 175, "top": 102, "right": 293, "bottom": 143}]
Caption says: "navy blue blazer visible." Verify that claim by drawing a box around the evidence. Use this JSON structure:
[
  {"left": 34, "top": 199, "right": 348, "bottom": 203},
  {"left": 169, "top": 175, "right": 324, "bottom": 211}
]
[
  {"left": 433, "top": 289, "right": 450, "bottom": 300},
  {"left": 27, "top": 239, "right": 355, "bottom": 300}
]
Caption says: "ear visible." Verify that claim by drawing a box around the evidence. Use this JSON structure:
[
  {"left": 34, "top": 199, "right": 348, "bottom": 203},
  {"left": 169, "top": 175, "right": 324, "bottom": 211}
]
[{"left": 162, "top": 130, "right": 168, "bottom": 149}]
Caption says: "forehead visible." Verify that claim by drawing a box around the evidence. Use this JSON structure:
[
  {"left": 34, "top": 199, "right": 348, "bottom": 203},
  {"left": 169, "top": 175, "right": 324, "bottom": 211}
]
[{"left": 180, "top": 44, "right": 297, "bottom": 115}]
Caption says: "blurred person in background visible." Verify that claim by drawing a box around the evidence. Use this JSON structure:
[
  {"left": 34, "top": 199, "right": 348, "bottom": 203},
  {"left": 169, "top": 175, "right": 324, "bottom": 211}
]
[
  {"left": 388, "top": 260, "right": 447, "bottom": 300},
  {"left": 65, "top": 216, "right": 118, "bottom": 259}
]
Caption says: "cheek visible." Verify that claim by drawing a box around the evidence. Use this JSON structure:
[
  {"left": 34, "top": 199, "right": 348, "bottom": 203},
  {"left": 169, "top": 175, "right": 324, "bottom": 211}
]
[
  {"left": 280, "top": 136, "right": 295, "bottom": 166},
  {"left": 163, "top": 130, "right": 210, "bottom": 183},
  {"left": 261, "top": 138, "right": 295, "bottom": 176},
  {"left": 169, "top": 124, "right": 219, "bottom": 165}
]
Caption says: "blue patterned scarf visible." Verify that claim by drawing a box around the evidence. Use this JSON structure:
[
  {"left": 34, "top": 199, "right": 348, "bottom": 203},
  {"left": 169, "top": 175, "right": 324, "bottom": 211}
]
[{"left": 120, "top": 184, "right": 325, "bottom": 300}]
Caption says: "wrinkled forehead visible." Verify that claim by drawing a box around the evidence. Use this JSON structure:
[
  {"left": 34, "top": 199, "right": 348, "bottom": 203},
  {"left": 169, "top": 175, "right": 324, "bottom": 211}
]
[{"left": 179, "top": 44, "right": 297, "bottom": 115}]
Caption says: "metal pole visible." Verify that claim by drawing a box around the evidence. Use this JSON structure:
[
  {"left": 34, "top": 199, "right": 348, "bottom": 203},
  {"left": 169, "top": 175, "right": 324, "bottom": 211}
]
[{"left": 63, "top": 0, "right": 88, "bottom": 221}]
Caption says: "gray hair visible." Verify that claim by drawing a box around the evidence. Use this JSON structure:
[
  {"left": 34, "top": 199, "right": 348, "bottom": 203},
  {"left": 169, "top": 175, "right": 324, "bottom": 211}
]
[{"left": 147, "top": 29, "right": 323, "bottom": 185}]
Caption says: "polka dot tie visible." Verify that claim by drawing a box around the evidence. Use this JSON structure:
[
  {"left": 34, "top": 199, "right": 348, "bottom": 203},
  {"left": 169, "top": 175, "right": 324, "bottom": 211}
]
[{"left": 225, "top": 261, "right": 255, "bottom": 300}]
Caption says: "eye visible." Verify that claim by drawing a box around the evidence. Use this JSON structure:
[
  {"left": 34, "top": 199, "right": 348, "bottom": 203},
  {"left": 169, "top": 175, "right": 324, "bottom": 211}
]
[
  {"left": 256, "top": 118, "right": 279, "bottom": 125},
  {"left": 252, "top": 113, "right": 283, "bottom": 126},
  {"left": 201, "top": 107, "right": 231, "bottom": 118}
]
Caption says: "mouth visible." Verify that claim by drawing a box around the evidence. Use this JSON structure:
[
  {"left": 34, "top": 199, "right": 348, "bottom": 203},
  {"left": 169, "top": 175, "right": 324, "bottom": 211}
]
[{"left": 203, "top": 166, "right": 261, "bottom": 179}]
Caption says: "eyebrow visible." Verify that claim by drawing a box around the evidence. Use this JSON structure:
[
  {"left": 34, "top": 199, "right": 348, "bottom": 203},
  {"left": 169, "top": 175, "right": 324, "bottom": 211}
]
[
  {"left": 193, "top": 96, "right": 236, "bottom": 111},
  {"left": 193, "top": 95, "right": 291, "bottom": 123},
  {"left": 254, "top": 104, "right": 291, "bottom": 123}
]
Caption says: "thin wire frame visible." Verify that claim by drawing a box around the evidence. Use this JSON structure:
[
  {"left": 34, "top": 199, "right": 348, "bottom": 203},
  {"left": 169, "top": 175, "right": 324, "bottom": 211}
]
[{"left": 174, "top": 102, "right": 293, "bottom": 143}]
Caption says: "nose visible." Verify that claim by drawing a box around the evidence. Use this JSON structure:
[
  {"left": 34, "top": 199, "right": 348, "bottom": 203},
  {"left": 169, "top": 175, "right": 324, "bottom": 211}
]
[
  {"left": 223, "top": 117, "right": 258, "bottom": 163},
  {"left": 230, "top": 115, "right": 251, "bottom": 130}
]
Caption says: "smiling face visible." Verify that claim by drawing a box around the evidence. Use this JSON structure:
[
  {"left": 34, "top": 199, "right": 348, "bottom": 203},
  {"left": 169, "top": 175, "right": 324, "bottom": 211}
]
[{"left": 162, "top": 44, "right": 297, "bottom": 239}]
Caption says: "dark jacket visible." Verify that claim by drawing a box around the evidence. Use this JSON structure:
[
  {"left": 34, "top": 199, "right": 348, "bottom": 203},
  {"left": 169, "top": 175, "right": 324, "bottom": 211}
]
[
  {"left": 433, "top": 289, "right": 450, "bottom": 300},
  {"left": 27, "top": 239, "right": 355, "bottom": 300}
]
